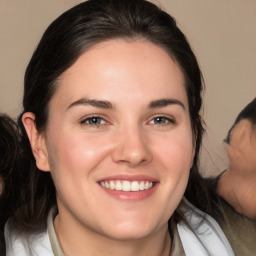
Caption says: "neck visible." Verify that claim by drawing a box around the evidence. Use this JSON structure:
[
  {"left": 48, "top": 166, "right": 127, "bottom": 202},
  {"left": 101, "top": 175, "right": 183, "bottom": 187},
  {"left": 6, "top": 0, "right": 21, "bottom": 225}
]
[
  {"left": 217, "top": 168, "right": 256, "bottom": 219},
  {"left": 54, "top": 213, "right": 171, "bottom": 256}
]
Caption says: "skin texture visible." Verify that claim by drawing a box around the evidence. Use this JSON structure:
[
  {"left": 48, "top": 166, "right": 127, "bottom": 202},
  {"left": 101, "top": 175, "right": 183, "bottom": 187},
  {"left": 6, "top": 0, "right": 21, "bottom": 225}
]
[
  {"left": 23, "top": 39, "right": 195, "bottom": 256},
  {"left": 218, "top": 119, "right": 256, "bottom": 219}
]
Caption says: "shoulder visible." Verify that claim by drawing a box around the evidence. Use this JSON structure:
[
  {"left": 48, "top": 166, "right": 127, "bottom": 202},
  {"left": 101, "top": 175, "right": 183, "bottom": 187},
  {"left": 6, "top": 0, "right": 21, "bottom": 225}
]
[
  {"left": 218, "top": 198, "right": 256, "bottom": 255},
  {"left": 177, "top": 198, "right": 234, "bottom": 256},
  {"left": 4, "top": 220, "right": 54, "bottom": 256}
]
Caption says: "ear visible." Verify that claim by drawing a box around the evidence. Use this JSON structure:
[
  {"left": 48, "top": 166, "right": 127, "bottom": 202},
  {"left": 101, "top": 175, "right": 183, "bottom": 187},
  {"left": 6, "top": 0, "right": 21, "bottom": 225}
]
[
  {"left": 22, "top": 112, "right": 50, "bottom": 172},
  {"left": 227, "top": 120, "right": 256, "bottom": 172}
]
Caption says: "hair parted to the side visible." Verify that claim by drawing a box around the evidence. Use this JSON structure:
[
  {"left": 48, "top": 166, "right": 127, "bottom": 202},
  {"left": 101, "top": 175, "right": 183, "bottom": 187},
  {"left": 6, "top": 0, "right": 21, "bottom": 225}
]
[{"left": 15, "top": 0, "right": 220, "bottom": 232}]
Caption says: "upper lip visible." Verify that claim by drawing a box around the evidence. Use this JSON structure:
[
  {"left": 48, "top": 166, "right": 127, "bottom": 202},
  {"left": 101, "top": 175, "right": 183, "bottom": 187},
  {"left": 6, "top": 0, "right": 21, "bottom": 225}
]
[{"left": 97, "top": 174, "right": 159, "bottom": 183}]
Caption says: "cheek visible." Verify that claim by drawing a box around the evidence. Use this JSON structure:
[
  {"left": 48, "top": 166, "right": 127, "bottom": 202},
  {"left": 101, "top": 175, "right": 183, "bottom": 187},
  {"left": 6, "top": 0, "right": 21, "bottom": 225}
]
[
  {"left": 45, "top": 132, "right": 110, "bottom": 205},
  {"left": 150, "top": 132, "right": 193, "bottom": 220},
  {"left": 156, "top": 130, "right": 194, "bottom": 170},
  {"left": 46, "top": 131, "right": 113, "bottom": 177},
  {"left": 154, "top": 129, "right": 193, "bottom": 194},
  {"left": 163, "top": 140, "right": 192, "bottom": 187}
]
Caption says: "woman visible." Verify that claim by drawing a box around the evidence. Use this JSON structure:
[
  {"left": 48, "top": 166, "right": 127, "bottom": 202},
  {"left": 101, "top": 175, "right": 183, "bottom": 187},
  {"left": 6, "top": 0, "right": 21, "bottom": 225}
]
[{"left": 5, "top": 0, "right": 234, "bottom": 255}]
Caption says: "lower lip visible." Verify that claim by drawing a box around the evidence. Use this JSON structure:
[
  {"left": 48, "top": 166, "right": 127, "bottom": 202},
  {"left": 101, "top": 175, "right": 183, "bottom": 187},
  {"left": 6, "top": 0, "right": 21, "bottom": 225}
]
[{"left": 99, "top": 183, "right": 158, "bottom": 201}]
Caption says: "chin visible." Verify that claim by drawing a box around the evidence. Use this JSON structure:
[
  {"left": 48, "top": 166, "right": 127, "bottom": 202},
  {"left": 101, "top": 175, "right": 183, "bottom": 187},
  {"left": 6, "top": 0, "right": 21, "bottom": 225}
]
[
  {"left": 104, "top": 227, "right": 156, "bottom": 241},
  {"left": 98, "top": 217, "right": 167, "bottom": 241}
]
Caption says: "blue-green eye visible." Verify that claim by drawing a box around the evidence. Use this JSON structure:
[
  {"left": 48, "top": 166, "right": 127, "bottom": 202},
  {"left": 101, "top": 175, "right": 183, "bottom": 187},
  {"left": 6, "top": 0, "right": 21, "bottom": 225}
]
[
  {"left": 149, "top": 116, "right": 174, "bottom": 125},
  {"left": 81, "top": 116, "right": 106, "bottom": 126}
]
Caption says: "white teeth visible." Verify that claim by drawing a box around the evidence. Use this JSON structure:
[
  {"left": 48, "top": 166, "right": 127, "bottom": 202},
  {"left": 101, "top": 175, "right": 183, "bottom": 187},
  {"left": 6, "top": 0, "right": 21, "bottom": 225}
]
[
  {"left": 123, "top": 181, "right": 131, "bottom": 191},
  {"left": 116, "top": 180, "right": 122, "bottom": 190},
  {"left": 110, "top": 180, "right": 115, "bottom": 190},
  {"left": 100, "top": 180, "right": 154, "bottom": 192},
  {"left": 131, "top": 181, "right": 140, "bottom": 191}
]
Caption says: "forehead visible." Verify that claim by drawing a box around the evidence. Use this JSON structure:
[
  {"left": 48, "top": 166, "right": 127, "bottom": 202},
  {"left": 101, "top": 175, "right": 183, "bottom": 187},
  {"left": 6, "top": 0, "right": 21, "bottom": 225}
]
[{"left": 53, "top": 39, "right": 188, "bottom": 109}]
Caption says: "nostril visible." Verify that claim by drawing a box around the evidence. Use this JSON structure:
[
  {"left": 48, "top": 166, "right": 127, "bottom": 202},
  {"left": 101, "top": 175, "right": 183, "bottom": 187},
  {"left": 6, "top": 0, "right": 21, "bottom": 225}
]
[
  {"left": 111, "top": 146, "right": 152, "bottom": 166},
  {"left": 111, "top": 130, "right": 153, "bottom": 166}
]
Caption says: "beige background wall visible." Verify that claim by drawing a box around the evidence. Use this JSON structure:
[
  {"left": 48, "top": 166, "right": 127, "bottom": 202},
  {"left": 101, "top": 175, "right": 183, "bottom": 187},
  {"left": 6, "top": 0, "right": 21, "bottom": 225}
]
[{"left": 1, "top": 0, "right": 255, "bottom": 175}]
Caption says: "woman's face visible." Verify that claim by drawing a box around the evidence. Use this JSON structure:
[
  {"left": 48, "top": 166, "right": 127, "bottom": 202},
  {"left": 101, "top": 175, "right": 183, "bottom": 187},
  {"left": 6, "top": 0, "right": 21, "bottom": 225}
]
[{"left": 39, "top": 39, "right": 195, "bottom": 240}]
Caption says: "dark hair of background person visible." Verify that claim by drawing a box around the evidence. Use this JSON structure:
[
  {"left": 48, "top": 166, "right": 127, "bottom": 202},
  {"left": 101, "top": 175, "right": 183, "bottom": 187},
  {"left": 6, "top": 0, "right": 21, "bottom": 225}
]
[
  {"left": 225, "top": 98, "right": 256, "bottom": 144},
  {"left": 14, "top": 0, "right": 221, "bottom": 232},
  {"left": 0, "top": 114, "right": 23, "bottom": 254}
]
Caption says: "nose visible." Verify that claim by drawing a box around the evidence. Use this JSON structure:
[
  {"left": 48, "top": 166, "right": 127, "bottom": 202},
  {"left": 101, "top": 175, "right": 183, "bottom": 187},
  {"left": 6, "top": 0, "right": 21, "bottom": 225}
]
[{"left": 111, "top": 127, "right": 153, "bottom": 167}]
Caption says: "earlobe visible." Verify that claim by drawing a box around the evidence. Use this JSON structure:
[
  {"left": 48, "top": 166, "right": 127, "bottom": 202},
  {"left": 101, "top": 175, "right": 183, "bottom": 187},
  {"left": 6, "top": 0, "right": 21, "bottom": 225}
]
[{"left": 22, "top": 112, "right": 50, "bottom": 172}]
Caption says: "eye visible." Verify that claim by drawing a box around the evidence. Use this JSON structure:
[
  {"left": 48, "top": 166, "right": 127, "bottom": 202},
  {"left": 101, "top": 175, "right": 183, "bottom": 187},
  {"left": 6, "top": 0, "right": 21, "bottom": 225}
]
[
  {"left": 149, "top": 116, "right": 174, "bottom": 125},
  {"left": 80, "top": 116, "right": 107, "bottom": 126}
]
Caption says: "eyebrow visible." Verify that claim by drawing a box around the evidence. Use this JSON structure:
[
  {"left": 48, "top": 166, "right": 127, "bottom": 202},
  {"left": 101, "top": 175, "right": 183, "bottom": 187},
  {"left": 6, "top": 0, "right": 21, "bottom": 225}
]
[
  {"left": 67, "top": 98, "right": 114, "bottom": 110},
  {"left": 148, "top": 98, "right": 185, "bottom": 110},
  {"left": 67, "top": 97, "right": 185, "bottom": 111}
]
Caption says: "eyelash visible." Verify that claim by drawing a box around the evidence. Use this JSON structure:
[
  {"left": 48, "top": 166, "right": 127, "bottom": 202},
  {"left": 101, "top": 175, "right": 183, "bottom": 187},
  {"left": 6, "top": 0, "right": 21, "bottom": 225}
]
[
  {"left": 148, "top": 116, "right": 175, "bottom": 125},
  {"left": 80, "top": 116, "right": 107, "bottom": 126},
  {"left": 80, "top": 115, "right": 175, "bottom": 127}
]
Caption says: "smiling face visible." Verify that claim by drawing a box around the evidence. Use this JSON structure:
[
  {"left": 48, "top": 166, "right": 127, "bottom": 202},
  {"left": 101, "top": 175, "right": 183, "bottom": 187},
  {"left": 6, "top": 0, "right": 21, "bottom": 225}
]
[{"left": 30, "top": 39, "right": 195, "bottom": 242}]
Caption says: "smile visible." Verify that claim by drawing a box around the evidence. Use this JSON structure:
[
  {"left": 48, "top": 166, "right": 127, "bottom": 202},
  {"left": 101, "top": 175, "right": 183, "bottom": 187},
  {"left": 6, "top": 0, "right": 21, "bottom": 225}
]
[{"left": 99, "top": 180, "right": 154, "bottom": 192}]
